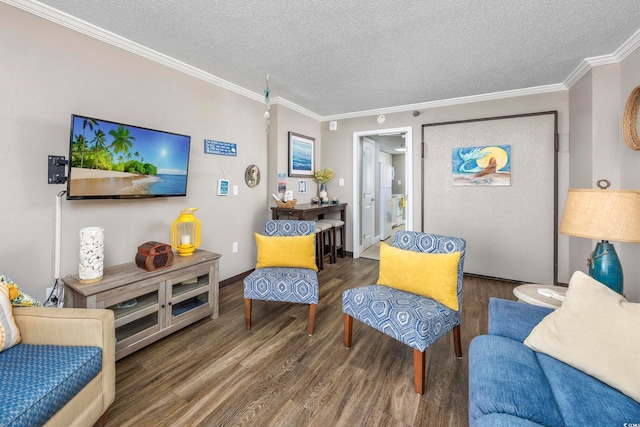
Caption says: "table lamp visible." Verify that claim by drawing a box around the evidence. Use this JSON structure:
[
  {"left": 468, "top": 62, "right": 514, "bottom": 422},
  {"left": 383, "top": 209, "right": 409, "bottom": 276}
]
[{"left": 559, "top": 180, "right": 640, "bottom": 294}]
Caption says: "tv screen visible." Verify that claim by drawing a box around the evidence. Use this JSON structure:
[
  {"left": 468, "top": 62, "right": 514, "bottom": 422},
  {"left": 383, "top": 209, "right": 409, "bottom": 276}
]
[{"left": 66, "top": 114, "right": 191, "bottom": 200}]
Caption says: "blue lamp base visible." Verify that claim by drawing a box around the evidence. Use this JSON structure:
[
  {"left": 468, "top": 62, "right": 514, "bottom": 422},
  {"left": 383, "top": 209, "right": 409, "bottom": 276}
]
[{"left": 588, "top": 240, "right": 623, "bottom": 294}]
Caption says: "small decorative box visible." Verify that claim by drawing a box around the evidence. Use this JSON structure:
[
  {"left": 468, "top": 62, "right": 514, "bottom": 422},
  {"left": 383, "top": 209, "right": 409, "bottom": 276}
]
[{"left": 135, "top": 241, "right": 174, "bottom": 271}]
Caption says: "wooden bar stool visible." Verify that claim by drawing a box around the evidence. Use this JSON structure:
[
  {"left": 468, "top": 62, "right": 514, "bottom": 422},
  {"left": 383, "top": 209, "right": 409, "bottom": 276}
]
[
  {"left": 315, "top": 222, "right": 333, "bottom": 269},
  {"left": 317, "top": 219, "right": 343, "bottom": 263}
]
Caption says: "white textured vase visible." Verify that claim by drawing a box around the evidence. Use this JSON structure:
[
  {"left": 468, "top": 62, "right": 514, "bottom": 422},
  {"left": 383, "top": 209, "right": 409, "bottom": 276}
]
[{"left": 78, "top": 227, "right": 104, "bottom": 284}]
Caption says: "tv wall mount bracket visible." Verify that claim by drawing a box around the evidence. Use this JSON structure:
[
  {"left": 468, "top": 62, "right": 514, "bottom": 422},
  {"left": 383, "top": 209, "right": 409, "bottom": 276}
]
[{"left": 48, "top": 155, "right": 68, "bottom": 184}]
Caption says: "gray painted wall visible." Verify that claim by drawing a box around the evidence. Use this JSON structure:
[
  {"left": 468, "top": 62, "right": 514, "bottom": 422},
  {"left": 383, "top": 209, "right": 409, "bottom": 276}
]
[{"left": 1, "top": 4, "right": 270, "bottom": 298}]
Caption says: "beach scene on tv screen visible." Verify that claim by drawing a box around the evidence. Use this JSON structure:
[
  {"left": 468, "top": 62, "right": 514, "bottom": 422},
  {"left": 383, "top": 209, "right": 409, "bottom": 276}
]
[{"left": 69, "top": 116, "right": 190, "bottom": 197}]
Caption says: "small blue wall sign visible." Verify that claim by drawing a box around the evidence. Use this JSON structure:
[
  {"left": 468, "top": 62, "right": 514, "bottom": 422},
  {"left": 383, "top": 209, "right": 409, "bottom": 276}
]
[{"left": 204, "top": 140, "right": 237, "bottom": 156}]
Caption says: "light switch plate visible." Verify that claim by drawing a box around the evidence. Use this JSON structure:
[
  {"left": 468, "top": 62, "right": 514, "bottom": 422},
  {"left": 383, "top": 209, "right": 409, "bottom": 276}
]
[{"left": 339, "top": 178, "right": 344, "bottom": 186}]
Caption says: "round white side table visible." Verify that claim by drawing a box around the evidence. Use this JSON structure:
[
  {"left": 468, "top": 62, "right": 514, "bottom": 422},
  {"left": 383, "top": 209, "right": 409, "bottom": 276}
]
[{"left": 513, "top": 284, "right": 568, "bottom": 309}]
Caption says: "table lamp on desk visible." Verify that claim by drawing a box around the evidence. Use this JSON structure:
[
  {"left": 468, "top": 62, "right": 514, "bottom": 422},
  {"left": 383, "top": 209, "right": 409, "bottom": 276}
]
[{"left": 559, "top": 180, "right": 640, "bottom": 294}]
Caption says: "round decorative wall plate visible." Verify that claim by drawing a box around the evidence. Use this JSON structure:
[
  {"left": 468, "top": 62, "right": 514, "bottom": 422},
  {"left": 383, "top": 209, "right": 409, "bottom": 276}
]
[
  {"left": 623, "top": 85, "right": 640, "bottom": 150},
  {"left": 245, "top": 164, "right": 260, "bottom": 187}
]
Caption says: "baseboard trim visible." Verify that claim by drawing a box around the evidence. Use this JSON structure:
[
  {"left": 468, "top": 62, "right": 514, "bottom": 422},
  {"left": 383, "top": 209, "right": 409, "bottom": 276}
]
[{"left": 219, "top": 270, "right": 253, "bottom": 289}]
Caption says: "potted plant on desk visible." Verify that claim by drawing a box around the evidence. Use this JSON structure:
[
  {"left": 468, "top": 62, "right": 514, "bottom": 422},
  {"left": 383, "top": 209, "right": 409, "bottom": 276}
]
[{"left": 314, "top": 167, "right": 333, "bottom": 204}]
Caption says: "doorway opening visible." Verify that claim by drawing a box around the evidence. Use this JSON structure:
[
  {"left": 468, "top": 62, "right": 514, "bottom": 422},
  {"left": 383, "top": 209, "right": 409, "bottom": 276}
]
[{"left": 352, "top": 127, "right": 413, "bottom": 259}]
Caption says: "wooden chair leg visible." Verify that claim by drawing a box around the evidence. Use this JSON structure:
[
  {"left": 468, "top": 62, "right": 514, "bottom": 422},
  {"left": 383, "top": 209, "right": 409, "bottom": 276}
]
[
  {"left": 315, "top": 232, "right": 323, "bottom": 270},
  {"left": 308, "top": 303, "right": 317, "bottom": 336},
  {"left": 244, "top": 298, "right": 251, "bottom": 330},
  {"left": 414, "top": 349, "right": 425, "bottom": 394},
  {"left": 343, "top": 314, "right": 353, "bottom": 348},
  {"left": 330, "top": 227, "right": 337, "bottom": 263},
  {"left": 453, "top": 324, "right": 462, "bottom": 358}
]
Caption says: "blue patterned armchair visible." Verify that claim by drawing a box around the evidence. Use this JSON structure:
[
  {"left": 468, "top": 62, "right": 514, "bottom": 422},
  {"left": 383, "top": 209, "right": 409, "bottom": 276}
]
[
  {"left": 342, "top": 230, "right": 466, "bottom": 394},
  {"left": 244, "top": 220, "right": 319, "bottom": 335}
]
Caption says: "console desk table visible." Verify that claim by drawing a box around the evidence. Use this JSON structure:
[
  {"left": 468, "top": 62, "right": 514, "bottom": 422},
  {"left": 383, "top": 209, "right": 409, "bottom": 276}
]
[
  {"left": 271, "top": 203, "right": 347, "bottom": 262},
  {"left": 271, "top": 202, "right": 347, "bottom": 223}
]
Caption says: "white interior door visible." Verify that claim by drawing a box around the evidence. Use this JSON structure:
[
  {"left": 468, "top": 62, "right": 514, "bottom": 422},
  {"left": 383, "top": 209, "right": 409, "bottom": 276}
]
[
  {"left": 353, "top": 127, "right": 413, "bottom": 259},
  {"left": 361, "top": 138, "right": 375, "bottom": 250}
]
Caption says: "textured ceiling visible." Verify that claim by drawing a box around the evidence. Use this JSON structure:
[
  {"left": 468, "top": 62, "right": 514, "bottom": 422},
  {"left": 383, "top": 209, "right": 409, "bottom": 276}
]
[{"left": 17, "top": 0, "right": 640, "bottom": 117}]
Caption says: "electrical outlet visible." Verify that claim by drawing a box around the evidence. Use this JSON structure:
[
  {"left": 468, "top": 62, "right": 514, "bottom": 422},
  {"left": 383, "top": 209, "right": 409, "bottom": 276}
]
[{"left": 232, "top": 242, "right": 238, "bottom": 253}]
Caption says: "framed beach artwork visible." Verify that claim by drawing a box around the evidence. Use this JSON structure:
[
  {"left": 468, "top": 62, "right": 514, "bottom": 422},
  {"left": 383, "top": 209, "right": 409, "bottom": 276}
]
[
  {"left": 452, "top": 145, "right": 511, "bottom": 186},
  {"left": 288, "top": 132, "right": 314, "bottom": 177}
]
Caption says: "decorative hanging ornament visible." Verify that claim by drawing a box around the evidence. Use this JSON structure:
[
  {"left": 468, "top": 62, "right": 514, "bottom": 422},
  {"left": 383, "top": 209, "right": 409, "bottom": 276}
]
[{"left": 264, "top": 75, "right": 271, "bottom": 133}]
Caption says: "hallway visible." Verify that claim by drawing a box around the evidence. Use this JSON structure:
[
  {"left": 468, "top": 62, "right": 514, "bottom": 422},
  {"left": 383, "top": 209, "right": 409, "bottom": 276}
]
[{"left": 359, "top": 224, "right": 405, "bottom": 261}]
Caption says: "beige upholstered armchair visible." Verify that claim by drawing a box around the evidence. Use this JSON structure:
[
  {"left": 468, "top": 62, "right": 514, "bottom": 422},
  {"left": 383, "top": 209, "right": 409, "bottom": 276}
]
[{"left": 14, "top": 307, "right": 116, "bottom": 427}]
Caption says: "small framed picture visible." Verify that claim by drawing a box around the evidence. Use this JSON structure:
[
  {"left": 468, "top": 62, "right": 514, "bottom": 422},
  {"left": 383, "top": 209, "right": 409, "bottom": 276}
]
[
  {"left": 217, "top": 179, "right": 230, "bottom": 196},
  {"left": 297, "top": 180, "right": 307, "bottom": 193}
]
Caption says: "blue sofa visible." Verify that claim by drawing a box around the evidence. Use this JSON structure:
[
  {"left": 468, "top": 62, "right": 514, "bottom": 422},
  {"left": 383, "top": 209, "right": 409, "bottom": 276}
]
[{"left": 469, "top": 298, "right": 640, "bottom": 426}]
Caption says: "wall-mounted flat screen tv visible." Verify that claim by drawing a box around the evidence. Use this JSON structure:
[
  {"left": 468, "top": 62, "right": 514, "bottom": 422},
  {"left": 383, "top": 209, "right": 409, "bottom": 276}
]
[{"left": 66, "top": 114, "right": 191, "bottom": 200}]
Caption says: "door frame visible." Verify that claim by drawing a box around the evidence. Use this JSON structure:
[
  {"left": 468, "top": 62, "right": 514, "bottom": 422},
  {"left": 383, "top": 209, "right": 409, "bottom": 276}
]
[{"left": 352, "top": 126, "right": 413, "bottom": 258}]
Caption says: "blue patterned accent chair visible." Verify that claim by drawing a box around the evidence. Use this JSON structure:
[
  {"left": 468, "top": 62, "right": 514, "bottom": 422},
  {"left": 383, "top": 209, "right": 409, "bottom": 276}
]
[
  {"left": 342, "top": 231, "right": 466, "bottom": 394},
  {"left": 244, "top": 220, "right": 319, "bottom": 335}
]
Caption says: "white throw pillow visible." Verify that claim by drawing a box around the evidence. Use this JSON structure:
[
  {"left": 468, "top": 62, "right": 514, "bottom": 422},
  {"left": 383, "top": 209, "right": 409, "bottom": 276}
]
[
  {"left": 0, "top": 281, "right": 21, "bottom": 352},
  {"left": 524, "top": 271, "right": 640, "bottom": 403}
]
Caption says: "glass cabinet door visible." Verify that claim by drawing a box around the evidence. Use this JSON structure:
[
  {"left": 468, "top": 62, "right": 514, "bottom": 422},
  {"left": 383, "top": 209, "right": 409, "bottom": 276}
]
[
  {"left": 106, "top": 285, "right": 161, "bottom": 347},
  {"left": 169, "top": 270, "right": 211, "bottom": 322}
]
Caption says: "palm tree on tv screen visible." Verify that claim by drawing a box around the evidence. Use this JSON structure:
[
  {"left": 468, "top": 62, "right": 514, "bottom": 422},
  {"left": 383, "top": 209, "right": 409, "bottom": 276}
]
[
  {"left": 72, "top": 134, "right": 89, "bottom": 168},
  {"left": 90, "top": 129, "right": 108, "bottom": 169},
  {"left": 79, "top": 117, "right": 98, "bottom": 168},
  {"left": 108, "top": 125, "right": 135, "bottom": 157}
]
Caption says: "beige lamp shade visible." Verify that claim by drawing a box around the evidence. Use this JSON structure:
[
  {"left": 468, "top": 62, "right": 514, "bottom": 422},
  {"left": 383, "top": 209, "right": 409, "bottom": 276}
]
[{"left": 559, "top": 189, "right": 640, "bottom": 243}]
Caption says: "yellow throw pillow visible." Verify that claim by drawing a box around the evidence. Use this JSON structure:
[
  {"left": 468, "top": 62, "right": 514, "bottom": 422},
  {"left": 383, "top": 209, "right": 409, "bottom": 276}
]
[
  {"left": 524, "top": 271, "right": 640, "bottom": 403},
  {"left": 377, "top": 242, "right": 460, "bottom": 311},
  {"left": 255, "top": 233, "right": 318, "bottom": 272},
  {"left": 0, "top": 282, "right": 21, "bottom": 352}
]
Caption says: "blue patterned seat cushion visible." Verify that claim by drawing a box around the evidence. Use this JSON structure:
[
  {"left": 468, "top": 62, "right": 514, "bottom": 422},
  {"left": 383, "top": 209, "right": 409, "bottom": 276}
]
[
  {"left": 0, "top": 344, "right": 102, "bottom": 427},
  {"left": 244, "top": 267, "right": 319, "bottom": 304},
  {"left": 264, "top": 220, "right": 316, "bottom": 237},
  {"left": 343, "top": 284, "right": 460, "bottom": 352}
]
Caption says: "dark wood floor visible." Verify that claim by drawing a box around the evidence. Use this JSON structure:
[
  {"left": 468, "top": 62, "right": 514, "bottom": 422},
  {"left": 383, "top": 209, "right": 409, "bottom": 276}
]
[{"left": 106, "top": 257, "right": 518, "bottom": 427}]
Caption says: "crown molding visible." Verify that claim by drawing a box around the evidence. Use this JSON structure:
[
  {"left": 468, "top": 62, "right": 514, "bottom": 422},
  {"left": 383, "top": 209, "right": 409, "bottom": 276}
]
[
  {"left": 323, "top": 84, "right": 567, "bottom": 121},
  {"left": 271, "top": 97, "right": 323, "bottom": 122},
  {"left": 564, "top": 28, "right": 640, "bottom": 89},
  {"left": 613, "top": 27, "right": 640, "bottom": 62},
  {"left": 5, "top": 0, "right": 638, "bottom": 122}
]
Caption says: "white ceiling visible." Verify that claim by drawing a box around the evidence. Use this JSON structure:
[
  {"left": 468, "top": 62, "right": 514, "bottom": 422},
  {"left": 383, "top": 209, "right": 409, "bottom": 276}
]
[{"left": 9, "top": 0, "right": 640, "bottom": 118}]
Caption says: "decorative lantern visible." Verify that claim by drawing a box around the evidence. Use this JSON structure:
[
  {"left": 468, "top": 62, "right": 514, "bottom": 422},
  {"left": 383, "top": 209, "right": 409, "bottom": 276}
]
[{"left": 171, "top": 208, "right": 201, "bottom": 256}]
